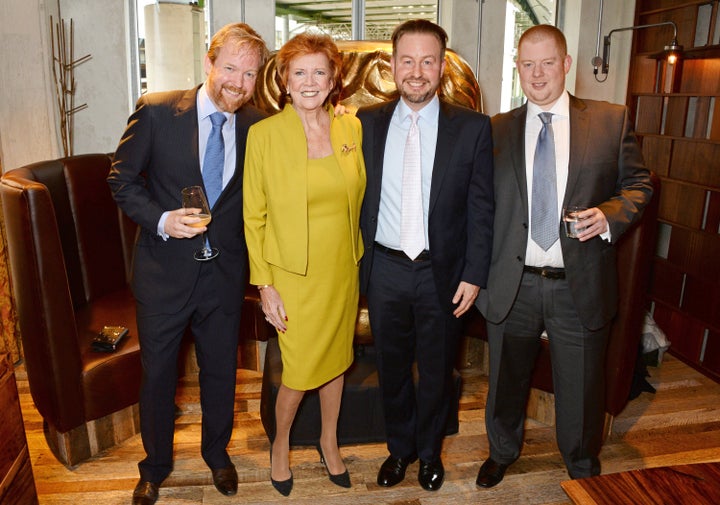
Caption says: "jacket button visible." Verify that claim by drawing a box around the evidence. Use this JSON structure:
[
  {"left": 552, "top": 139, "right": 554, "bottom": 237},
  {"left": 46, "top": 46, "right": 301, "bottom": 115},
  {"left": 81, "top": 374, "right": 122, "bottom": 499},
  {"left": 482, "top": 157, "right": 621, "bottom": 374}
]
[
  {"left": 522, "top": 223, "right": 528, "bottom": 229},
  {"left": 516, "top": 256, "right": 523, "bottom": 262}
]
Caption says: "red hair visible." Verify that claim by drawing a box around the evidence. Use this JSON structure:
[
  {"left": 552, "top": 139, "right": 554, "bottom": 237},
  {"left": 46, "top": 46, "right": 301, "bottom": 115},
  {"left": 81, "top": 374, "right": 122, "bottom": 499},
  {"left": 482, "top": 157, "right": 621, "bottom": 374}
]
[{"left": 275, "top": 32, "right": 343, "bottom": 108}]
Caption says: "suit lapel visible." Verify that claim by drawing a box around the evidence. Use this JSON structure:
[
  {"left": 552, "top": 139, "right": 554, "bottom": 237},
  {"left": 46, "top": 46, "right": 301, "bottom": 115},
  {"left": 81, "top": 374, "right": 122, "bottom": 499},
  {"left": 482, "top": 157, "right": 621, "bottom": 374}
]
[
  {"left": 368, "top": 100, "right": 397, "bottom": 210},
  {"left": 564, "top": 95, "right": 590, "bottom": 206},
  {"left": 510, "top": 105, "right": 529, "bottom": 216},
  {"left": 429, "top": 101, "right": 458, "bottom": 215},
  {"left": 175, "top": 87, "right": 202, "bottom": 183}
]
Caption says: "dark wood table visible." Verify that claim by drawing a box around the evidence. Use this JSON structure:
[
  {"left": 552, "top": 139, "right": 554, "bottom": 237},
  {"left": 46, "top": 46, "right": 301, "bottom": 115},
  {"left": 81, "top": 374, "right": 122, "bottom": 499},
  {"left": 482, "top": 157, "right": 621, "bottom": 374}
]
[{"left": 562, "top": 462, "right": 720, "bottom": 505}]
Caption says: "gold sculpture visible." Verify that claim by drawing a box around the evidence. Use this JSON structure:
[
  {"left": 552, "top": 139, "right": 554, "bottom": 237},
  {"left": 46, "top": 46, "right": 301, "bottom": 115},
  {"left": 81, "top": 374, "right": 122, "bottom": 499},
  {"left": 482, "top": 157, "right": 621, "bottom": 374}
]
[{"left": 254, "top": 40, "right": 483, "bottom": 114}]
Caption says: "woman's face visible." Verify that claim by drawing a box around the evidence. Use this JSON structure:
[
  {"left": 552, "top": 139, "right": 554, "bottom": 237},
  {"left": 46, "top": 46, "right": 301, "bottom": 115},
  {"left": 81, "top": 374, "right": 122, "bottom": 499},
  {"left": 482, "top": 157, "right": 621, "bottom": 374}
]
[{"left": 286, "top": 52, "right": 334, "bottom": 112}]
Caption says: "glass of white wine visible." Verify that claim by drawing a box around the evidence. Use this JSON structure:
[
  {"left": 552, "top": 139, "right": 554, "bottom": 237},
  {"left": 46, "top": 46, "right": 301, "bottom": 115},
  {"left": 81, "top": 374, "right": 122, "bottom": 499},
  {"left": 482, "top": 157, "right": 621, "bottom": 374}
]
[{"left": 181, "top": 185, "right": 218, "bottom": 261}]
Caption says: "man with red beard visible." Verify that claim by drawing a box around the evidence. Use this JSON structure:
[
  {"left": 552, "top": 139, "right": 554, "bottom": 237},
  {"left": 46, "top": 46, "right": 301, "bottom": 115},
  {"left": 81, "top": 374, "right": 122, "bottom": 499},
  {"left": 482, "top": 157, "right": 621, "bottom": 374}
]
[
  {"left": 108, "top": 23, "right": 269, "bottom": 505},
  {"left": 357, "top": 19, "right": 494, "bottom": 491}
]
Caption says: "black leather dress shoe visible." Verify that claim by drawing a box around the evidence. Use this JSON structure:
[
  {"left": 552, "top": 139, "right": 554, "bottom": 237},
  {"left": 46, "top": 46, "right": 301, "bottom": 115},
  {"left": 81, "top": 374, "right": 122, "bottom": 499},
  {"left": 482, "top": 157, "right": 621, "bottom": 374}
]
[
  {"left": 476, "top": 458, "right": 510, "bottom": 488},
  {"left": 418, "top": 459, "right": 444, "bottom": 491},
  {"left": 377, "top": 454, "right": 418, "bottom": 487},
  {"left": 212, "top": 464, "right": 238, "bottom": 496},
  {"left": 132, "top": 480, "right": 159, "bottom": 505}
]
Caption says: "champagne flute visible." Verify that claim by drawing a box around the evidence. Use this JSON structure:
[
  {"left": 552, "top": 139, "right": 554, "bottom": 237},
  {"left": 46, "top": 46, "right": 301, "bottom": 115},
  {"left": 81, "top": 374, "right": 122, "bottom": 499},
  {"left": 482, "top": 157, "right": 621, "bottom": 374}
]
[{"left": 181, "top": 185, "right": 218, "bottom": 261}]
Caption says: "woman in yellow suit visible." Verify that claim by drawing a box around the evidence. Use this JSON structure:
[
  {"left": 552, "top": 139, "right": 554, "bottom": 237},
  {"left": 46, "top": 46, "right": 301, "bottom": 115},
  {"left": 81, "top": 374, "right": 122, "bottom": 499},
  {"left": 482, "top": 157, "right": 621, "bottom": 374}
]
[{"left": 243, "top": 33, "right": 365, "bottom": 496}]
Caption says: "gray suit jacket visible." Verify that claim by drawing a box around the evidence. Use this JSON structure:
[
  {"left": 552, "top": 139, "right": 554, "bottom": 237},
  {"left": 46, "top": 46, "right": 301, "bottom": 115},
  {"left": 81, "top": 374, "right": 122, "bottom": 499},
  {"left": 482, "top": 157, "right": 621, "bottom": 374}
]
[{"left": 477, "top": 94, "right": 653, "bottom": 330}]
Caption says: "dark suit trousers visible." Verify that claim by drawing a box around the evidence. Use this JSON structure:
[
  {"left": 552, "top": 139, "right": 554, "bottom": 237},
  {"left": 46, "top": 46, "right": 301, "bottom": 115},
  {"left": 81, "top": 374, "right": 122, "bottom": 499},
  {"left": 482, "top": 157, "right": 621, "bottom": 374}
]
[
  {"left": 367, "top": 248, "right": 461, "bottom": 463},
  {"left": 136, "top": 263, "right": 241, "bottom": 483},
  {"left": 485, "top": 271, "right": 609, "bottom": 478}
]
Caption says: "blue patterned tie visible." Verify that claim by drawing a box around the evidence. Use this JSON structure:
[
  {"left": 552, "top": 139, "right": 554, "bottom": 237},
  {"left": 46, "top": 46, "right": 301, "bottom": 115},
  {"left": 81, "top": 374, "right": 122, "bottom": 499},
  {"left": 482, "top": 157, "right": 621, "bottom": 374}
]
[
  {"left": 531, "top": 112, "right": 558, "bottom": 251},
  {"left": 203, "top": 112, "right": 226, "bottom": 208}
]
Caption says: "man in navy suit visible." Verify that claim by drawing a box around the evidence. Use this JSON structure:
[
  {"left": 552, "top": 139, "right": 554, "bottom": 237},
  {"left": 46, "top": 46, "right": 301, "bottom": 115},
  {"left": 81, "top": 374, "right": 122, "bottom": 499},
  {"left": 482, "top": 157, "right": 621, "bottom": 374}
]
[
  {"left": 108, "top": 23, "right": 269, "bottom": 505},
  {"left": 475, "top": 24, "right": 653, "bottom": 488},
  {"left": 357, "top": 19, "right": 494, "bottom": 492}
]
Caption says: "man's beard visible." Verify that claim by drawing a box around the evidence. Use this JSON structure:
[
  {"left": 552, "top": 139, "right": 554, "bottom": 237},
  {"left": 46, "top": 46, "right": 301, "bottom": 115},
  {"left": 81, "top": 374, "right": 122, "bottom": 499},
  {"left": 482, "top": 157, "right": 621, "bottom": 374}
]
[
  {"left": 211, "top": 84, "right": 249, "bottom": 113},
  {"left": 399, "top": 78, "right": 437, "bottom": 105}
]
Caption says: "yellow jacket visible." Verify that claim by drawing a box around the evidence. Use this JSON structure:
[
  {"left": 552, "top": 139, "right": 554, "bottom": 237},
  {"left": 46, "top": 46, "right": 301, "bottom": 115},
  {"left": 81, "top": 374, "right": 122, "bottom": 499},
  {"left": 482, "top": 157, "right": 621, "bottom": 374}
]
[{"left": 244, "top": 104, "right": 366, "bottom": 285}]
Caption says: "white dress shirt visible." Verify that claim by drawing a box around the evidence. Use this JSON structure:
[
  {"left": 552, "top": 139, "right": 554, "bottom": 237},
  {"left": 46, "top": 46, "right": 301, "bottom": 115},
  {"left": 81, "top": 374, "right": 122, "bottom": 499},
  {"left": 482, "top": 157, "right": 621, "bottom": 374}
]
[
  {"left": 375, "top": 96, "right": 439, "bottom": 250},
  {"left": 524, "top": 91, "right": 570, "bottom": 268}
]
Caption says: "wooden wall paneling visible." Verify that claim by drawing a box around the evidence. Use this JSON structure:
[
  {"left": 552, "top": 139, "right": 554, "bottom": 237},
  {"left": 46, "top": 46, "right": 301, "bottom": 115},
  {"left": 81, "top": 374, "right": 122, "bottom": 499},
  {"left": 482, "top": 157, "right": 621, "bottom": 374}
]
[
  {"left": 702, "top": 329, "right": 720, "bottom": 377},
  {"left": 664, "top": 95, "right": 689, "bottom": 136},
  {"left": 667, "top": 226, "right": 720, "bottom": 281},
  {"left": 681, "top": 274, "right": 720, "bottom": 326},
  {"left": 633, "top": 0, "right": 720, "bottom": 381},
  {"left": 705, "top": 189, "right": 720, "bottom": 231},
  {"left": 679, "top": 59, "right": 720, "bottom": 94},
  {"left": 638, "top": 5, "right": 698, "bottom": 51},
  {"left": 652, "top": 304, "right": 706, "bottom": 363},
  {"left": 657, "top": 179, "right": 707, "bottom": 226},
  {"left": 640, "top": 135, "right": 672, "bottom": 176},
  {"left": 636, "top": 0, "right": 689, "bottom": 14},
  {"left": 710, "top": 97, "right": 720, "bottom": 141},
  {"left": 635, "top": 96, "right": 664, "bottom": 134},
  {"left": 709, "top": 1, "right": 719, "bottom": 46},
  {"left": 670, "top": 140, "right": 720, "bottom": 187},
  {"left": 628, "top": 56, "right": 660, "bottom": 94},
  {"left": 691, "top": 96, "right": 711, "bottom": 138},
  {"left": 650, "top": 258, "right": 685, "bottom": 306}
]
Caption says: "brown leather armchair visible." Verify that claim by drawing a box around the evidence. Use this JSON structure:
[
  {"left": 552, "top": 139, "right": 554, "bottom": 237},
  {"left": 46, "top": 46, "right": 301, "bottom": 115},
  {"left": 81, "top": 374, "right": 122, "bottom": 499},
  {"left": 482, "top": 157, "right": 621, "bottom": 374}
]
[
  {"left": 1, "top": 154, "right": 142, "bottom": 467},
  {"left": 1, "top": 154, "right": 271, "bottom": 466}
]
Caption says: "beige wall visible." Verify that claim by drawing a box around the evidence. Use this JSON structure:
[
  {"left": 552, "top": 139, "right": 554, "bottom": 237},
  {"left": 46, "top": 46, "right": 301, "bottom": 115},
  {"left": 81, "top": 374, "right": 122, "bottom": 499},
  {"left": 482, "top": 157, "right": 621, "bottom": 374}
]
[{"left": 0, "top": 0, "right": 60, "bottom": 170}]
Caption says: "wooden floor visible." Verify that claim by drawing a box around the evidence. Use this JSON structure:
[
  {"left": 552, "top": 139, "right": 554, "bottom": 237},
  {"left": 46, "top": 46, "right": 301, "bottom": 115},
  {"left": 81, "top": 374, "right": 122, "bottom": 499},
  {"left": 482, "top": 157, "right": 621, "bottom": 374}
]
[{"left": 16, "top": 350, "right": 720, "bottom": 505}]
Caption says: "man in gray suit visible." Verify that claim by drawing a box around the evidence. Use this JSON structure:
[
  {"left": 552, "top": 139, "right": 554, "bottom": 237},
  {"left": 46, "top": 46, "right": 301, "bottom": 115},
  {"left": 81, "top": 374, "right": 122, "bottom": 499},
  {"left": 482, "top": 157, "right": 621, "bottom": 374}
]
[
  {"left": 108, "top": 23, "right": 268, "bottom": 505},
  {"left": 475, "top": 24, "right": 653, "bottom": 487}
]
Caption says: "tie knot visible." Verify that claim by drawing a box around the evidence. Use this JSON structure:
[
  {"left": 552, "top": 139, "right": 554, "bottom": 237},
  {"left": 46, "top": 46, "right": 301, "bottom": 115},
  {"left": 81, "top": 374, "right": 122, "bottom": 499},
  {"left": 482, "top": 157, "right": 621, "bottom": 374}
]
[
  {"left": 408, "top": 111, "right": 419, "bottom": 126},
  {"left": 210, "top": 112, "right": 226, "bottom": 128},
  {"left": 539, "top": 112, "right": 553, "bottom": 125}
]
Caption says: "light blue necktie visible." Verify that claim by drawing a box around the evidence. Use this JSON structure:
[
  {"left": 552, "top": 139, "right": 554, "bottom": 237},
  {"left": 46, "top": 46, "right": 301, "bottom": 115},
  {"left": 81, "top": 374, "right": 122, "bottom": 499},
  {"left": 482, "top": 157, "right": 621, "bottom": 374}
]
[
  {"left": 203, "top": 112, "right": 226, "bottom": 208},
  {"left": 531, "top": 112, "right": 559, "bottom": 251}
]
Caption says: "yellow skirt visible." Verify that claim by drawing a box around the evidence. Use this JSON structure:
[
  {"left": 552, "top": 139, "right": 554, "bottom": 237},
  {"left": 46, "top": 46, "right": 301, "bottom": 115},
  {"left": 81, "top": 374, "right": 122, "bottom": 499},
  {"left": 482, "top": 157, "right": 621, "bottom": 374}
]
[{"left": 273, "top": 155, "right": 358, "bottom": 391}]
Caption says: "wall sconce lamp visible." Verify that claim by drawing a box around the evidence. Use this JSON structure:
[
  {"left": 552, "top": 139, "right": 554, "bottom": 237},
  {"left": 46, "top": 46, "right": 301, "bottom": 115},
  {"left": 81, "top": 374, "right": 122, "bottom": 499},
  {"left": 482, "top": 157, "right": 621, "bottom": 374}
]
[{"left": 596, "top": 21, "right": 682, "bottom": 77}]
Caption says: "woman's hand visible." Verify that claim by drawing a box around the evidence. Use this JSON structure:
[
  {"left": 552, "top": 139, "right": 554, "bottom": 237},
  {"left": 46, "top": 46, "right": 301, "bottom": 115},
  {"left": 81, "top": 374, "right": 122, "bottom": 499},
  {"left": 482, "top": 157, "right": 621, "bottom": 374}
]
[{"left": 258, "top": 285, "right": 288, "bottom": 333}]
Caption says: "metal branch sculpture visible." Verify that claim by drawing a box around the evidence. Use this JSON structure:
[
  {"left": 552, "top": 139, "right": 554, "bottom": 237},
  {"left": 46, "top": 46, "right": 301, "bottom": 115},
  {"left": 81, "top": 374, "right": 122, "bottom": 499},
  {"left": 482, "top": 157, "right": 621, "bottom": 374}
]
[{"left": 50, "top": 13, "right": 91, "bottom": 157}]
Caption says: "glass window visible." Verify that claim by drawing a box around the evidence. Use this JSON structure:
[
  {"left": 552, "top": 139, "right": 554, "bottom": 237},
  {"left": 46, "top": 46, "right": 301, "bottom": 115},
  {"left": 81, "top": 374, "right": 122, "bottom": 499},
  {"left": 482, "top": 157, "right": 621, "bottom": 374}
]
[
  {"left": 274, "top": 1, "right": 438, "bottom": 48},
  {"left": 132, "top": 0, "right": 210, "bottom": 96}
]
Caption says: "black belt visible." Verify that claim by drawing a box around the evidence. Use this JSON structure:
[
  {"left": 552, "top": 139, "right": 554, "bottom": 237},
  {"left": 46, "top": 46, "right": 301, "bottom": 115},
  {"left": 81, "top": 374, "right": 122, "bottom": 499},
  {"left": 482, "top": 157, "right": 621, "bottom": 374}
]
[
  {"left": 374, "top": 242, "right": 430, "bottom": 262},
  {"left": 523, "top": 265, "right": 566, "bottom": 279}
]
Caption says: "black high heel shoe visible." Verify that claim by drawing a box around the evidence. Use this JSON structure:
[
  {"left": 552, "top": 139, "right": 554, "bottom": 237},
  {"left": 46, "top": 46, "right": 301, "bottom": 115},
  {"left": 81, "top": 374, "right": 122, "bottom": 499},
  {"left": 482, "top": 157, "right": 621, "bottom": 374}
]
[
  {"left": 316, "top": 444, "right": 351, "bottom": 488},
  {"left": 270, "top": 445, "right": 293, "bottom": 496}
]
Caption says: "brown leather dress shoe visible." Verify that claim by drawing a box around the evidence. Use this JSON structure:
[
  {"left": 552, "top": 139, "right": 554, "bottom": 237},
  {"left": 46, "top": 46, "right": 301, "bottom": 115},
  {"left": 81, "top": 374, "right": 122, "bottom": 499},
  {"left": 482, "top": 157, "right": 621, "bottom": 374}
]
[
  {"left": 132, "top": 480, "right": 159, "bottom": 505},
  {"left": 418, "top": 459, "right": 444, "bottom": 491},
  {"left": 476, "top": 458, "right": 510, "bottom": 488},
  {"left": 212, "top": 464, "right": 238, "bottom": 496},
  {"left": 376, "top": 454, "right": 418, "bottom": 487}
]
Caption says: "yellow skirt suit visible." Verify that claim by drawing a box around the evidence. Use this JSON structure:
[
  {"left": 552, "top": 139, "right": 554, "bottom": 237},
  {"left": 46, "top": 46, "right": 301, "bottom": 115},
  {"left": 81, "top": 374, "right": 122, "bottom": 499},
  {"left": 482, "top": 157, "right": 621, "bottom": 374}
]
[{"left": 244, "top": 104, "right": 366, "bottom": 390}]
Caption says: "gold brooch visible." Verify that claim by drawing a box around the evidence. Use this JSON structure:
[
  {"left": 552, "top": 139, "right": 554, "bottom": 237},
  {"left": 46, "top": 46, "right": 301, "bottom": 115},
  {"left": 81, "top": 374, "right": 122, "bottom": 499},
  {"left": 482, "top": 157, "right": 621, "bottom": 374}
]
[{"left": 341, "top": 142, "right": 356, "bottom": 153}]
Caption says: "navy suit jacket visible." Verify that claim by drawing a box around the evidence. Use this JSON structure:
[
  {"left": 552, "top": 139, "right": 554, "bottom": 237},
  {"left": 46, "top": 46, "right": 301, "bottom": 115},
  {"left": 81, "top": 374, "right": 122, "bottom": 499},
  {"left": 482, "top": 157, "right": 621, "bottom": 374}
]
[
  {"left": 357, "top": 98, "right": 494, "bottom": 314},
  {"left": 477, "top": 95, "right": 653, "bottom": 330},
  {"left": 108, "top": 87, "right": 267, "bottom": 313}
]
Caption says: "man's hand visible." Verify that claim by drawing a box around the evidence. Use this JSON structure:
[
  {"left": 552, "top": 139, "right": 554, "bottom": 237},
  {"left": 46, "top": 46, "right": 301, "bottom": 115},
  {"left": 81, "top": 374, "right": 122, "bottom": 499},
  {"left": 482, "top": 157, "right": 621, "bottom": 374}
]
[
  {"left": 163, "top": 208, "right": 206, "bottom": 238},
  {"left": 452, "top": 281, "right": 480, "bottom": 318},
  {"left": 575, "top": 207, "right": 608, "bottom": 242}
]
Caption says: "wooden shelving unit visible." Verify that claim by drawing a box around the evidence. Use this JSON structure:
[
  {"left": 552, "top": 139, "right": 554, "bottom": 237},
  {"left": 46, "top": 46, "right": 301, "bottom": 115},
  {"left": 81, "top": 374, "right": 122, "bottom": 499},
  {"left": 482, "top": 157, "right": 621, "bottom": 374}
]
[{"left": 629, "top": 0, "right": 720, "bottom": 382}]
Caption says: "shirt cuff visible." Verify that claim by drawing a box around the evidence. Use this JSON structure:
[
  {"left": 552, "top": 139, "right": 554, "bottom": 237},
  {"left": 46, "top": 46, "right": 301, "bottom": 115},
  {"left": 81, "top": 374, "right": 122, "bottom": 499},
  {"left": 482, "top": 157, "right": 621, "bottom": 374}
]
[{"left": 157, "top": 211, "right": 170, "bottom": 241}]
